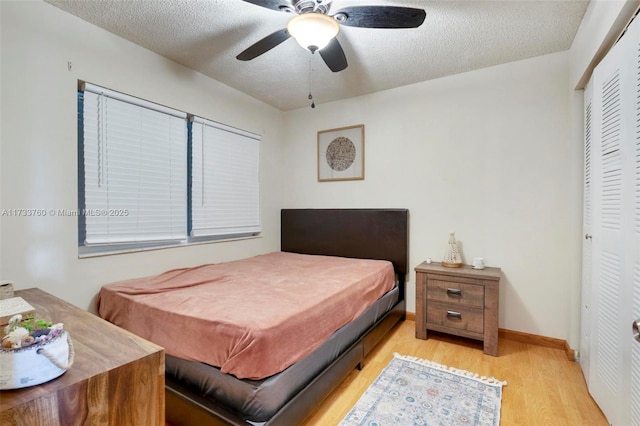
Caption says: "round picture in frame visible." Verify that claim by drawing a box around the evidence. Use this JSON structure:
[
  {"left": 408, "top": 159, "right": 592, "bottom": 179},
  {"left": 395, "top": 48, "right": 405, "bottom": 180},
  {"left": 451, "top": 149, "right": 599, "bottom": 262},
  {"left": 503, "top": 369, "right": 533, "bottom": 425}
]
[{"left": 317, "top": 124, "right": 364, "bottom": 182}]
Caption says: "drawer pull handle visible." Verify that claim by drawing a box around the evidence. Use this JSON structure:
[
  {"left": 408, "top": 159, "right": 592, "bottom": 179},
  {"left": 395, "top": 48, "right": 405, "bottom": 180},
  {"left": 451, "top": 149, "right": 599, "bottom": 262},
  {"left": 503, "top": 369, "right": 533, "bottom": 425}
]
[
  {"left": 446, "top": 288, "right": 462, "bottom": 297},
  {"left": 447, "top": 311, "right": 462, "bottom": 320}
]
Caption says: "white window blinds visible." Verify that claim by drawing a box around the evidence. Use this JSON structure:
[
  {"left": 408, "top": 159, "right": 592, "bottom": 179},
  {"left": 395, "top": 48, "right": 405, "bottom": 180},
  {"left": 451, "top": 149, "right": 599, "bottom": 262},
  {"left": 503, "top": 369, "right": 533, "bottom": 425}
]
[
  {"left": 191, "top": 117, "right": 261, "bottom": 238},
  {"left": 82, "top": 83, "right": 188, "bottom": 245}
]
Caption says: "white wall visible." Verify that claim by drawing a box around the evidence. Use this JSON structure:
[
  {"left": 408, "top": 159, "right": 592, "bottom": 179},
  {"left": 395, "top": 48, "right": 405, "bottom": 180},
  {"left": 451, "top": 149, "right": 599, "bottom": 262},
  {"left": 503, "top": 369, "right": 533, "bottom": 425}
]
[
  {"left": 570, "top": 0, "right": 640, "bottom": 90},
  {"left": 0, "top": 1, "right": 285, "bottom": 311},
  {"left": 282, "top": 51, "right": 579, "bottom": 342},
  {"left": 0, "top": 0, "right": 3, "bottom": 280}
]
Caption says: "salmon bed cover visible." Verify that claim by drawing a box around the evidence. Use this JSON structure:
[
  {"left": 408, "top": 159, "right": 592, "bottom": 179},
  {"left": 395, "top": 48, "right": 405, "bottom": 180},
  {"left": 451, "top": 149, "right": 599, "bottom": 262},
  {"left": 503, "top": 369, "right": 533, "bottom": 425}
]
[{"left": 97, "top": 252, "right": 395, "bottom": 379}]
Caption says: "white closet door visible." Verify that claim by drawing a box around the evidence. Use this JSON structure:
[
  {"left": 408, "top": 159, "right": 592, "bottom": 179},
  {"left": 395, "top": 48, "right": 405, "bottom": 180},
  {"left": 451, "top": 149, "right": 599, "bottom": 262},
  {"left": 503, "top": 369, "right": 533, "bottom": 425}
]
[
  {"left": 631, "top": 14, "right": 640, "bottom": 425},
  {"left": 587, "top": 14, "right": 639, "bottom": 425},
  {"left": 580, "top": 80, "right": 593, "bottom": 381}
]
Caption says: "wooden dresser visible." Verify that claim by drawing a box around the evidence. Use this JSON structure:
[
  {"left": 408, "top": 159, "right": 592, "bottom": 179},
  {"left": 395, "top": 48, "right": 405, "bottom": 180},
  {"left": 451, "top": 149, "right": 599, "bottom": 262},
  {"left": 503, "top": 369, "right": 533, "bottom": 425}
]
[
  {"left": 415, "top": 262, "right": 501, "bottom": 356},
  {"left": 0, "top": 288, "right": 165, "bottom": 425}
]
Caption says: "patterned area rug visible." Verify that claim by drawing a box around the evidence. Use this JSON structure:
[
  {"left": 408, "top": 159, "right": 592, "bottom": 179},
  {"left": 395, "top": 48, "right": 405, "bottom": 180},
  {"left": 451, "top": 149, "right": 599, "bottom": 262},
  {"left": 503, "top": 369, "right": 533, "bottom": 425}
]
[{"left": 340, "top": 353, "right": 507, "bottom": 426}]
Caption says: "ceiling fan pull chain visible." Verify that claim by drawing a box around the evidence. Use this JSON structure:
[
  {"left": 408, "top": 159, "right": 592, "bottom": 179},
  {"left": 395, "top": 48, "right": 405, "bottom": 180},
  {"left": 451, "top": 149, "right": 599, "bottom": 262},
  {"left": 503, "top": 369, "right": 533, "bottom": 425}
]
[
  {"left": 308, "top": 90, "right": 315, "bottom": 108},
  {"left": 308, "top": 56, "right": 315, "bottom": 108}
]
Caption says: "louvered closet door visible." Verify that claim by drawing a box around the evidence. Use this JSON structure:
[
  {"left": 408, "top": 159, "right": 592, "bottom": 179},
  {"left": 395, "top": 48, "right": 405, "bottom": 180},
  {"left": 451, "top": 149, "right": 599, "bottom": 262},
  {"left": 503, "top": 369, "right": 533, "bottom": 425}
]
[
  {"left": 586, "top": 13, "right": 639, "bottom": 426},
  {"left": 631, "top": 15, "right": 640, "bottom": 425},
  {"left": 580, "top": 80, "right": 593, "bottom": 382}
]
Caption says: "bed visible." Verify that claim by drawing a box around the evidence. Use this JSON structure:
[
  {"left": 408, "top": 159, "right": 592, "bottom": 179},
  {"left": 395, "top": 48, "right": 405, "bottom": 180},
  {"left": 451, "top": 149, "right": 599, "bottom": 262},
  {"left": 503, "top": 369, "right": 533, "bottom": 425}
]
[{"left": 97, "top": 208, "right": 409, "bottom": 425}]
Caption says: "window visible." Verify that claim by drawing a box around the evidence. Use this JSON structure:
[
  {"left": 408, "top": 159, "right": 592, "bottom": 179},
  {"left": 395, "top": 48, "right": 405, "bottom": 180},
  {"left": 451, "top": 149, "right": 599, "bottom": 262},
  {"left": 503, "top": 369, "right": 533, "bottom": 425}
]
[
  {"left": 190, "top": 117, "right": 261, "bottom": 239},
  {"left": 78, "top": 83, "right": 260, "bottom": 255}
]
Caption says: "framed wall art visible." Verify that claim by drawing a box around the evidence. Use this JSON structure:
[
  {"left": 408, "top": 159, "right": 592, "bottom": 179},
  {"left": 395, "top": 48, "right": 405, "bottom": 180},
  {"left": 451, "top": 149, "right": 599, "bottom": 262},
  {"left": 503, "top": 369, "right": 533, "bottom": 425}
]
[{"left": 317, "top": 124, "right": 364, "bottom": 182}]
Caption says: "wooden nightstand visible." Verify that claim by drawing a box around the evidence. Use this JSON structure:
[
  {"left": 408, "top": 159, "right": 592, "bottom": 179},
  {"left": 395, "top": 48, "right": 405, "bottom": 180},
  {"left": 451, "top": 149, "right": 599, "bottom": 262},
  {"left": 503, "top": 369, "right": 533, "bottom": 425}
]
[
  {"left": 0, "top": 288, "right": 165, "bottom": 425},
  {"left": 415, "top": 262, "right": 501, "bottom": 356}
]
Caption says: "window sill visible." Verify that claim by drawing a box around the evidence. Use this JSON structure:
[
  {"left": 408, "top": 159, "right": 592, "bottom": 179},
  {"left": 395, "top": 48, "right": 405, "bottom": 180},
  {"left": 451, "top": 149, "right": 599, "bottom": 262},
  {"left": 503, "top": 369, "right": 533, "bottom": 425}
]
[{"left": 78, "top": 234, "right": 261, "bottom": 258}]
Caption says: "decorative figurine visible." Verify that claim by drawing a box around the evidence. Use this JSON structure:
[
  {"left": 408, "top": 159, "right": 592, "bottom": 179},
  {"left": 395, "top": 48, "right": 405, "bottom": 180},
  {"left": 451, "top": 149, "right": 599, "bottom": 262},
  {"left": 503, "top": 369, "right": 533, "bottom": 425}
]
[{"left": 442, "top": 231, "right": 463, "bottom": 268}]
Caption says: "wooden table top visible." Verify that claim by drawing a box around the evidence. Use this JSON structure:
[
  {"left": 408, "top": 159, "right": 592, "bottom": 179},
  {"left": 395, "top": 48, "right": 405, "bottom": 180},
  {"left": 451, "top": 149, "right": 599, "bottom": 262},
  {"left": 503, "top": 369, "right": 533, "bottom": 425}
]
[
  {"left": 0, "top": 288, "right": 163, "bottom": 411},
  {"left": 415, "top": 261, "right": 502, "bottom": 280}
]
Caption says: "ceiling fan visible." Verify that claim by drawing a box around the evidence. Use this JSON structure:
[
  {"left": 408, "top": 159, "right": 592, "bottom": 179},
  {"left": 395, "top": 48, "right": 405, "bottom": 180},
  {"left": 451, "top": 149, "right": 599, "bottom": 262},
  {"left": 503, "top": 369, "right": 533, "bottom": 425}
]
[{"left": 237, "top": 0, "right": 426, "bottom": 72}]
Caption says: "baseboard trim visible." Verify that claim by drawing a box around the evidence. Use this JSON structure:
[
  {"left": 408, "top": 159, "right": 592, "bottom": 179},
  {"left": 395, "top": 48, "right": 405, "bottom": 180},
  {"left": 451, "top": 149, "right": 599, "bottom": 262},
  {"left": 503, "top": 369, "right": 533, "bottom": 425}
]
[
  {"left": 406, "top": 312, "right": 575, "bottom": 361},
  {"left": 499, "top": 328, "right": 575, "bottom": 362}
]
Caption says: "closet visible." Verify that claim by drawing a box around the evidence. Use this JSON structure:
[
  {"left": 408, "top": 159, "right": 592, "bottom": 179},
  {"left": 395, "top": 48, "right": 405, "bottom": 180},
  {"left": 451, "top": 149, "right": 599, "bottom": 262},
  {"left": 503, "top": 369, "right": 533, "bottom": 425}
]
[{"left": 580, "top": 11, "right": 640, "bottom": 426}]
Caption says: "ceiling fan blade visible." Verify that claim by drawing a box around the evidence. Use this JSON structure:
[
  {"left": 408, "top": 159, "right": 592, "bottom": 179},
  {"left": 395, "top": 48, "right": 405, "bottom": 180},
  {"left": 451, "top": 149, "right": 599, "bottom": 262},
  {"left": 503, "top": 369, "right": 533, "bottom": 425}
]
[
  {"left": 240, "top": 0, "right": 292, "bottom": 12},
  {"left": 332, "top": 6, "right": 426, "bottom": 29},
  {"left": 319, "top": 38, "right": 348, "bottom": 72},
  {"left": 236, "top": 29, "right": 291, "bottom": 61}
]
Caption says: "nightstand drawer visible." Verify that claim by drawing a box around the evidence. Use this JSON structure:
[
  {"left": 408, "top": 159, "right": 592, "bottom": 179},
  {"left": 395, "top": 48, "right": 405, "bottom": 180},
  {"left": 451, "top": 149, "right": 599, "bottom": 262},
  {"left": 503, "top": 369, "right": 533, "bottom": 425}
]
[
  {"left": 426, "top": 279, "right": 484, "bottom": 308},
  {"left": 426, "top": 302, "right": 484, "bottom": 334}
]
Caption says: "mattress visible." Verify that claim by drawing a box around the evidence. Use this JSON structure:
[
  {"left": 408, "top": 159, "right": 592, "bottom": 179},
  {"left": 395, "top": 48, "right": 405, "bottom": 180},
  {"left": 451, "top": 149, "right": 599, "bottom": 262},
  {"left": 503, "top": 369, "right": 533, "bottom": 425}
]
[
  {"left": 165, "top": 285, "right": 400, "bottom": 423},
  {"left": 97, "top": 251, "right": 395, "bottom": 379}
]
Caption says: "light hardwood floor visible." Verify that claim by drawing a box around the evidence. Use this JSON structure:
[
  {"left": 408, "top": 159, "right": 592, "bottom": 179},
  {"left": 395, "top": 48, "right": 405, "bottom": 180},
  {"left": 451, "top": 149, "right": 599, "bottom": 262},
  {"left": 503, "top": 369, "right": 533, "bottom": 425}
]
[{"left": 303, "top": 320, "right": 608, "bottom": 425}]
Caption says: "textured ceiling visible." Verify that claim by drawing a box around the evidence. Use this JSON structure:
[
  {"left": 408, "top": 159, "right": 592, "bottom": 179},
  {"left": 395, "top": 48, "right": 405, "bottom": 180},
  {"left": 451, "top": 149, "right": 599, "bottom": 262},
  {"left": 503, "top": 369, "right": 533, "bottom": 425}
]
[{"left": 44, "top": 0, "right": 590, "bottom": 111}]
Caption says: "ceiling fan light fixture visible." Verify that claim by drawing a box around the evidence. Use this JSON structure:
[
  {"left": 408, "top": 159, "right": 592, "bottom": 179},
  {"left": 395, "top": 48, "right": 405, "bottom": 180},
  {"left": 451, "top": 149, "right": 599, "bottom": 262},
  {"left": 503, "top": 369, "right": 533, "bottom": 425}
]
[{"left": 287, "top": 13, "right": 339, "bottom": 52}]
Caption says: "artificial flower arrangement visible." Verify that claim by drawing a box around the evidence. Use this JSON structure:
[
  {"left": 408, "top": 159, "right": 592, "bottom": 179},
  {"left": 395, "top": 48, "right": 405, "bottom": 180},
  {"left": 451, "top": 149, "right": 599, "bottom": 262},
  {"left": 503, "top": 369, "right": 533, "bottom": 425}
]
[
  {"left": 0, "top": 314, "right": 73, "bottom": 390},
  {"left": 1, "top": 314, "right": 64, "bottom": 349}
]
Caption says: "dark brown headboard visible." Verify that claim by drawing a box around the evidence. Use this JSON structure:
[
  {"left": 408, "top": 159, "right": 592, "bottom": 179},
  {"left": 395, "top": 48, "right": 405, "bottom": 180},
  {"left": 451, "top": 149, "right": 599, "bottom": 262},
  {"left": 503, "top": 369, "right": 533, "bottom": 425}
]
[{"left": 280, "top": 209, "right": 409, "bottom": 277}]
